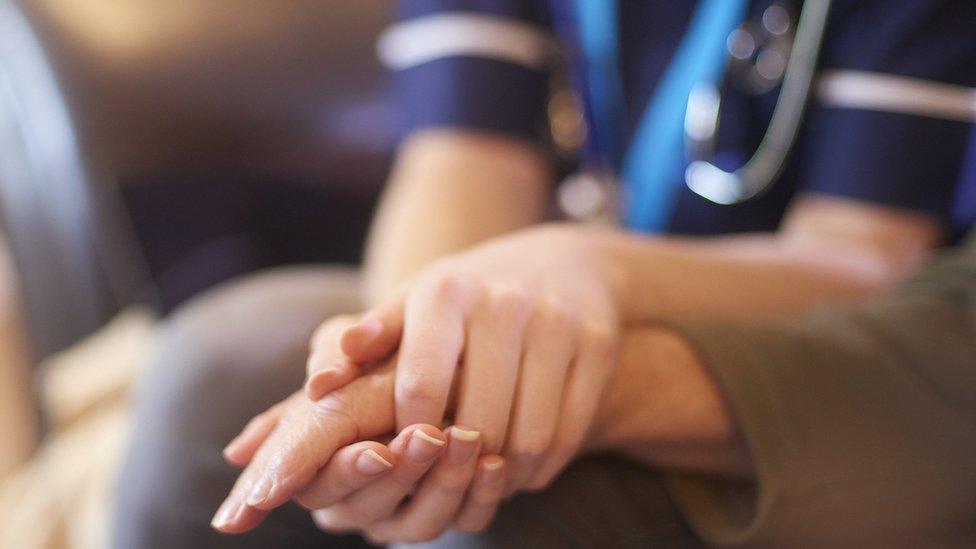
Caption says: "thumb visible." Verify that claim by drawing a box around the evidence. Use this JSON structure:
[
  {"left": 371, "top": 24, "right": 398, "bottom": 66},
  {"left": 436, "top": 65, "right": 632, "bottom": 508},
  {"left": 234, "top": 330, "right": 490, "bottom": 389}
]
[{"left": 340, "top": 295, "right": 405, "bottom": 363}]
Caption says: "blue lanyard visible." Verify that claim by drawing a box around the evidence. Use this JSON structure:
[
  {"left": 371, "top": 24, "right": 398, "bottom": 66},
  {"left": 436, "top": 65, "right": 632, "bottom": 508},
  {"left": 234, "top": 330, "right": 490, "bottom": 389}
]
[{"left": 569, "top": 0, "right": 748, "bottom": 232}]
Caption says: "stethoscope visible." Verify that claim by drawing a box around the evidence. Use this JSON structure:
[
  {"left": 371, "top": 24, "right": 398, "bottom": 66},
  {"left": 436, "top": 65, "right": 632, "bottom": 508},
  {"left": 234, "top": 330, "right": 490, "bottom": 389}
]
[
  {"left": 685, "top": 0, "right": 833, "bottom": 205},
  {"left": 557, "top": 0, "right": 833, "bottom": 228}
]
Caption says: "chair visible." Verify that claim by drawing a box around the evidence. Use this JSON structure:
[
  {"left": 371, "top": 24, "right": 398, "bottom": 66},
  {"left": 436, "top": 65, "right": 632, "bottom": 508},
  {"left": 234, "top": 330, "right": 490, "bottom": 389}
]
[{"left": 0, "top": 0, "right": 394, "bottom": 359}]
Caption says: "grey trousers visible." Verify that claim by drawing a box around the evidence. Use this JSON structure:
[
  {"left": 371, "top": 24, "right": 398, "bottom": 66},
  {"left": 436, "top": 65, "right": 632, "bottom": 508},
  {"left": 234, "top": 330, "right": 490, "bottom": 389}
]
[{"left": 111, "top": 266, "right": 702, "bottom": 549}]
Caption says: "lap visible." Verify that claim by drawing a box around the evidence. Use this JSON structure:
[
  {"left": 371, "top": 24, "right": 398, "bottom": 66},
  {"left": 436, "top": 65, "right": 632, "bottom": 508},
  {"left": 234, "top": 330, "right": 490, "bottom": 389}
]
[
  {"left": 113, "top": 266, "right": 700, "bottom": 548},
  {"left": 113, "top": 265, "right": 366, "bottom": 549}
]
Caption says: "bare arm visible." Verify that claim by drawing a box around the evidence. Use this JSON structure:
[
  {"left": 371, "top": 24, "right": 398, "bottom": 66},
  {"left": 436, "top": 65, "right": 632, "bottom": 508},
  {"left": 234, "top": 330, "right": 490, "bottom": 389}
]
[
  {"left": 362, "top": 129, "right": 552, "bottom": 304},
  {"left": 595, "top": 194, "right": 944, "bottom": 323}
]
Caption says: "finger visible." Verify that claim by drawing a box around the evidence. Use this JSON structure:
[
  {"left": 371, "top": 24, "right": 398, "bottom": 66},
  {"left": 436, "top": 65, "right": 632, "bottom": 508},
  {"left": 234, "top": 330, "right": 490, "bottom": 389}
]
[
  {"left": 215, "top": 398, "right": 360, "bottom": 533},
  {"left": 364, "top": 426, "right": 482, "bottom": 543},
  {"left": 395, "top": 276, "right": 475, "bottom": 430},
  {"left": 214, "top": 364, "right": 399, "bottom": 533},
  {"left": 306, "top": 316, "right": 359, "bottom": 400},
  {"left": 453, "top": 289, "right": 531, "bottom": 453},
  {"left": 222, "top": 401, "right": 287, "bottom": 467},
  {"left": 502, "top": 307, "right": 575, "bottom": 493},
  {"left": 452, "top": 456, "right": 507, "bottom": 533},
  {"left": 340, "top": 295, "right": 405, "bottom": 363},
  {"left": 211, "top": 485, "right": 271, "bottom": 534},
  {"left": 311, "top": 424, "right": 446, "bottom": 532},
  {"left": 528, "top": 327, "right": 617, "bottom": 490},
  {"left": 293, "top": 441, "right": 396, "bottom": 510}
]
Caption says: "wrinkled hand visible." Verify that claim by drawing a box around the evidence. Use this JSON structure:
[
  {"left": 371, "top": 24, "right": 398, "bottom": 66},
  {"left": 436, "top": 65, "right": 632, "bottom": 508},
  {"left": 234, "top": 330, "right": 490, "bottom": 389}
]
[
  {"left": 212, "top": 357, "right": 398, "bottom": 533},
  {"left": 306, "top": 225, "right": 624, "bottom": 493},
  {"left": 215, "top": 361, "right": 509, "bottom": 540}
]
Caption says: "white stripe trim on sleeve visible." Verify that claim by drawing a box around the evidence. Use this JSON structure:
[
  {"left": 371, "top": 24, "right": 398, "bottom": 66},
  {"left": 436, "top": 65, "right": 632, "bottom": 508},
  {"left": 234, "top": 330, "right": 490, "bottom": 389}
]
[
  {"left": 816, "top": 70, "right": 976, "bottom": 123},
  {"left": 377, "top": 13, "right": 556, "bottom": 71}
]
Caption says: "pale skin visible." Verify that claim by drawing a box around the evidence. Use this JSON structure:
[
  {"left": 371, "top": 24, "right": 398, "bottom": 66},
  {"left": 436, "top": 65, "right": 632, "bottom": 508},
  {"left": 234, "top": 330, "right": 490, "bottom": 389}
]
[
  {"left": 216, "top": 129, "right": 942, "bottom": 540},
  {"left": 215, "top": 325, "right": 746, "bottom": 543}
]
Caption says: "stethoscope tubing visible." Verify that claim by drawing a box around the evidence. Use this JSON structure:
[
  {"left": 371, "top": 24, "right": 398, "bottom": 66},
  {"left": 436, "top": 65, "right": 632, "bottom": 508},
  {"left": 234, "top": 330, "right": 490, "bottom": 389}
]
[{"left": 685, "top": 0, "right": 833, "bottom": 204}]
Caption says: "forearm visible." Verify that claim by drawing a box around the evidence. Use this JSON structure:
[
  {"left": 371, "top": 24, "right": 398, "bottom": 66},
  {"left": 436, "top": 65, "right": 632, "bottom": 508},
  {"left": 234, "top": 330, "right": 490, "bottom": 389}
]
[
  {"left": 575, "top": 195, "right": 940, "bottom": 324},
  {"left": 594, "top": 226, "right": 919, "bottom": 324},
  {"left": 362, "top": 130, "right": 551, "bottom": 304}
]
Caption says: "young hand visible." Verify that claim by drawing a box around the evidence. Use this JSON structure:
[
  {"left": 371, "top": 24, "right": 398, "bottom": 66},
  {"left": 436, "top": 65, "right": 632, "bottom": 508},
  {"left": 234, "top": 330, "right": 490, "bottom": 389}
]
[
  {"left": 306, "top": 225, "right": 625, "bottom": 493},
  {"left": 305, "top": 426, "right": 508, "bottom": 544}
]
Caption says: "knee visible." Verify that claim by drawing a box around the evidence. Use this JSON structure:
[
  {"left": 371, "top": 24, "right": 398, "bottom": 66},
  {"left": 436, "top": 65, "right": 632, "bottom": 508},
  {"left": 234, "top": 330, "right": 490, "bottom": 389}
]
[
  {"left": 146, "top": 266, "right": 361, "bottom": 416},
  {"left": 164, "top": 266, "right": 360, "bottom": 382}
]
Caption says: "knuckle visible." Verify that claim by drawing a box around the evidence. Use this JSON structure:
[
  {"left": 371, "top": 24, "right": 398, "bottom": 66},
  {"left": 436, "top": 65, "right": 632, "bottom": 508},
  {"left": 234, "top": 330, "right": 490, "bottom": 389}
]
[
  {"left": 397, "top": 374, "right": 441, "bottom": 405},
  {"left": 433, "top": 474, "right": 470, "bottom": 497},
  {"left": 310, "top": 396, "right": 360, "bottom": 441},
  {"left": 487, "top": 286, "right": 532, "bottom": 319},
  {"left": 582, "top": 323, "right": 619, "bottom": 360},
  {"left": 423, "top": 272, "right": 466, "bottom": 303},
  {"left": 508, "top": 438, "right": 550, "bottom": 464},
  {"left": 534, "top": 302, "right": 579, "bottom": 337},
  {"left": 312, "top": 392, "right": 356, "bottom": 423}
]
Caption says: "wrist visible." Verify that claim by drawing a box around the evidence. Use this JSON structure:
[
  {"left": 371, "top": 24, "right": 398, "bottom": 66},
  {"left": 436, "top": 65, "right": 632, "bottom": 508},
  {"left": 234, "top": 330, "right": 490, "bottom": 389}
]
[
  {"left": 567, "top": 225, "right": 639, "bottom": 323},
  {"left": 588, "top": 327, "right": 747, "bottom": 472}
]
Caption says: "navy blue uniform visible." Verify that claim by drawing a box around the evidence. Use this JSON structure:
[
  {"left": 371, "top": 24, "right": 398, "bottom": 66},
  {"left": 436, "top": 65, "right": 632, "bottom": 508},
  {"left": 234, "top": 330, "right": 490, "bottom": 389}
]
[{"left": 381, "top": 0, "right": 976, "bottom": 237}]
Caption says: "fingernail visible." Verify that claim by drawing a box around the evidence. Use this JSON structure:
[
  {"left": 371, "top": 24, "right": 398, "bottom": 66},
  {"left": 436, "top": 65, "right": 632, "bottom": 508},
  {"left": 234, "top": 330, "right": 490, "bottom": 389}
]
[
  {"left": 222, "top": 441, "right": 240, "bottom": 461},
  {"left": 480, "top": 458, "right": 505, "bottom": 483},
  {"left": 211, "top": 499, "right": 238, "bottom": 530},
  {"left": 451, "top": 426, "right": 480, "bottom": 442},
  {"left": 407, "top": 429, "right": 445, "bottom": 462},
  {"left": 356, "top": 449, "right": 394, "bottom": 475},
  {"left": 246, "top": 476, "right": 274, "bottom": 507},
  {"left": 448, "top": 427, "right": 480, "bottom": 464}
]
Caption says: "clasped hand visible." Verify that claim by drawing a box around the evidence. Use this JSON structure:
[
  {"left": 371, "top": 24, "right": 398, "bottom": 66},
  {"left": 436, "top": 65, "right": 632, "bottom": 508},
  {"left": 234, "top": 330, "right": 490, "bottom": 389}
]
[{"left": 213, "top": 225, "right": 625, "bottom": 542}]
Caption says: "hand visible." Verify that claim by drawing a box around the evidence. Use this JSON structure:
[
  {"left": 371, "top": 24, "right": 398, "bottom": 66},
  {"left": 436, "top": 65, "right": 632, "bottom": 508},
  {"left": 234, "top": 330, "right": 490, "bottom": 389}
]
[
  {"left": 306, "top": 225, "right": 625, "bottom": 493},
  {"left": 212, "top": 358, "right": 398, "bottom": 534},
  {"left": 220, "top": 377, "right": 508, "bottom": 541},
  {"left": 216, "top": 324, "right": 745, "bottom": 540},
  {"left": 307, "top": 426, "right": 508, "bottom": 544},
  {"left": 215, "top": 318, "right": 507, "bottom": 540}
]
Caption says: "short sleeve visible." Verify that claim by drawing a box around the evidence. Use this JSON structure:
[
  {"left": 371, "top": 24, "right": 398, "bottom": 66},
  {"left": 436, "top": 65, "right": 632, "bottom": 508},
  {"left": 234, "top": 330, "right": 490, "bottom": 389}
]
[
  {"left": 796, "top": 0, "right": 976, "bottom": 229},
  {"left": 380, "top": 1, "right": 556, "bottom": 143}
]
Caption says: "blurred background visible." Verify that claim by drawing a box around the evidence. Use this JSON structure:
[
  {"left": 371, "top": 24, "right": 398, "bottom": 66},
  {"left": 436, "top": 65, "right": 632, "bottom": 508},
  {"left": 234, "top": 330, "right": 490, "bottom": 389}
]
[
  {"left": 0, "top": 0, "right": 394, "bottom": 362},
  {"left": 0, "top": 6, "right": 409, "bottom": 541}
]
